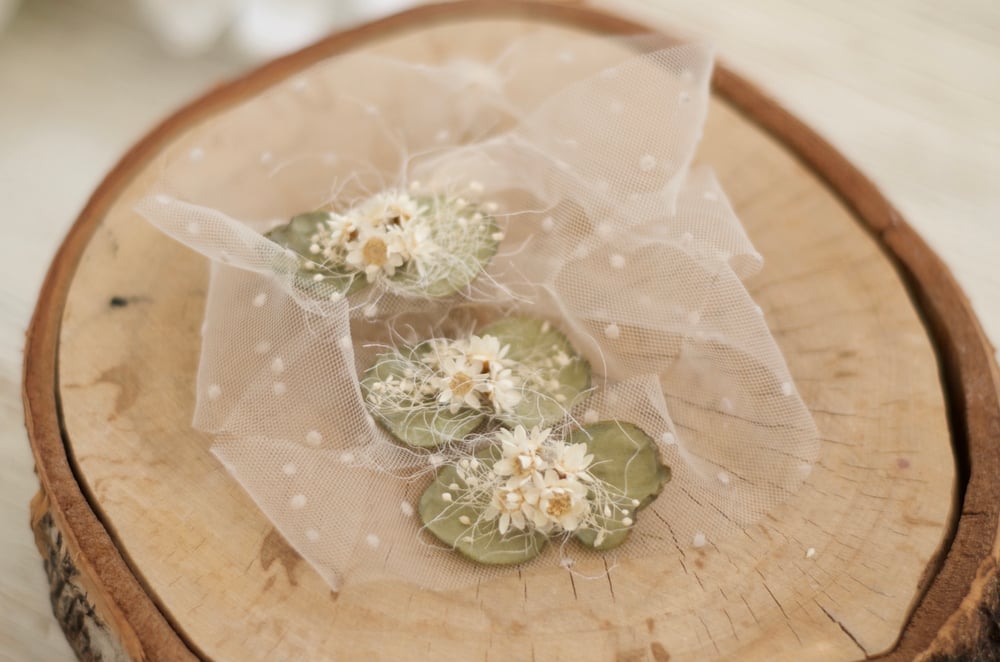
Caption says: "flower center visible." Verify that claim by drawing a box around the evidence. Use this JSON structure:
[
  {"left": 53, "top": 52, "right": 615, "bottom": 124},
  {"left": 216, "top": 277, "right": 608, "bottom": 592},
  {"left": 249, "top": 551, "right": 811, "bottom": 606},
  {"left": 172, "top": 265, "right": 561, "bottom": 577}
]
[
  {"left": 498, "top": 488, "right": 524, "bottom": 512},
  {"left": 362, "top": 236, "right": 388, "bottom": 266},
  {"left": 546, "top": 492, "right": 572, "bottom": 518},
  {"left": 449, "top": 372, "right": 475, "bottom": 398}
]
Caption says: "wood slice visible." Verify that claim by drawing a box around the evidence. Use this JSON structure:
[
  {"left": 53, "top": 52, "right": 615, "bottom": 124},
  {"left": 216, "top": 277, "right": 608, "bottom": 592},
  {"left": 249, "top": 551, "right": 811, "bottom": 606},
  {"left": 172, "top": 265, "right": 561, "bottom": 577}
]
[{"left": 23, "top": 2, "right": 1000, "bottom": 661}]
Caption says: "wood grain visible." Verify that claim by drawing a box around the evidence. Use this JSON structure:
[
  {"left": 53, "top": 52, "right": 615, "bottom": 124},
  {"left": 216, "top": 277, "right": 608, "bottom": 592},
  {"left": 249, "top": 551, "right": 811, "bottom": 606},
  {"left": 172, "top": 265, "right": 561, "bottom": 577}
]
[{"left": 21, "top": 2, "right": 999, "bottom": 661}]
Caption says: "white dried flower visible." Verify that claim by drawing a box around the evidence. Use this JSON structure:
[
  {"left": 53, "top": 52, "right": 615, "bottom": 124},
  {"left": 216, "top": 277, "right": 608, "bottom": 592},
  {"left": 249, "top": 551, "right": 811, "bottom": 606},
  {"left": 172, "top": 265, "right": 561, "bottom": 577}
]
[
  {"left": 344, "top": 226, "right": 407, "bottom": 281},
  {"left": 547, "top": 440, "right": 595, "bottom": 482},
  {"left": 435, "top": 354, "right": 490, "bottom": 413},
  {"left": 533, "top": 469, "right": 590, "bottom": 532},
  {"left": 493, "top": 426, "right": 550, "bottom": 478}
]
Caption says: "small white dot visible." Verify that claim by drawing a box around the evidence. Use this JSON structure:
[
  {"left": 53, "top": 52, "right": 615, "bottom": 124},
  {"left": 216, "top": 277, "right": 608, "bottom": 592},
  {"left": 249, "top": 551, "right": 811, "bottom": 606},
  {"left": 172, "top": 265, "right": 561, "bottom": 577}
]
[
  {"left": 321, "top": 152, "right": 337, "bottom": 165},
  {"left": 255, "top": 341, "right": 271, "bottom": 354},
  {"left": 289, "top": 494, "right": 307, "bottom": 509},
  {"left": 441, "top": 492, "right": 453, "bottom": 502},
  {"left": 600, "top": 67, "right": 618, "bottom": 79},
  {"left": 679, "top": 91, "right": 691, "bottom": 103},
  {"left": 400, "top": 501, "right": 414, "bottom": 517},
  {"left": 622, "top": 517, "right": 633, "bottom": 526},
  {"left": 680, "top": 69, "right": 694, "bottom": 81},
  {"left": 305, "top": 529, "right": 320, "bottom": 542},
  {"left": 541, "top": 217, "right": 555, "bottom": 233},
  {"left": 429, "top": 453, "right": 445, "bottom": 467},
  {"left": 282, "top": 462, "right": 297, "bottom": 476},
  {"left": 754, "top": 305, "right": 764, "bottom": 316},
  {"left": 806, "top": 547, "right": 817, "bottom": 559},
  {"left": 364, "top": 104, "right": 379, "bottom": 116},
  {"left": 687, "top": 311, "right": 701, "bottom": 325},
  {"left": 609, "top": 99, "right": 624, "bottom": 114},
  {"left": 781, "top": 381, "right": 794, "bottom": 396},
  {"left": 366, "top": 533, "right": 381, "bottom": 549},
  {"left": 305, "top": 430, "right": 322, "bottom": 446},
  {"left": 609, "top": 254, "right": 626, "bottom": 269},
  {"left": 557, "top": 50, "right": 575, "bottom": 63},
  {"left": 260, "top": 151, "right": 273, "bottom": 164},
  {"left": 340, "top": 451, "right": 355, "bottom": 464},
  {"left": 187, "top": 222, "right": 200, "bottom": 235},
  {"left": 693, "top": 532, "right": 706, "bottom": 548},
  {"left": 252, "top": 293, "right": 268, "bottom": 307},
  {"left": 680, "top": 231, "right": 694, "bottom": 245},
  {"left": 573, "top": 245, "right": 589, "bottom": 260},
  {"left": 720, "top": 397, "right": 733, "bottom": 412},
  {"left": 458, "top": 515, "right": 471, "bottom": 525},
  {"left": 273, "top": 382, "right": 287, "bottom": 396},
  {"left": 271, "top": 357, "right": 285, "bottom": 373},
  {"left": 716, "top": 471, "right": 731, "bottom": 485},
  {"left": 639, "top": 154, "right": 657, "bottom": 172},
  {"left": 188, "top": 147, "right": 204, "bottom": 161},
  {"left": 338, "top": 335, "right": 352, "bottom": 350},
  {"left": 154, "top": 194, "right": 171, "bottom": 205},
  {"left": 207, "top": 384, "right": 222, "bottom": 400},
  {"left": 661, "top": 432, "right": 676, "bottom": 445},
  {"left": 291, "top": 77, "right": 308, "bottom": 91},
  {"left": 435, "top": 128, "right": 450, "bottom": 142},
  {"left": 604, "top": 324, "right": 621, "bottom": 340},
  {"left": 597, "top": 222, "right": 613, "bottom": 239},
  {"left": 364, "top": 304, "right": 378, "bottom": 319},
  {"left": 799, "top": 462, "right": 813, "bottom": 478},
  {"left": 583, "top": 409, "right": 599, "bottom": 424},
  {"left": 703, "top": 190, "right": 719, "bottom": 201}
]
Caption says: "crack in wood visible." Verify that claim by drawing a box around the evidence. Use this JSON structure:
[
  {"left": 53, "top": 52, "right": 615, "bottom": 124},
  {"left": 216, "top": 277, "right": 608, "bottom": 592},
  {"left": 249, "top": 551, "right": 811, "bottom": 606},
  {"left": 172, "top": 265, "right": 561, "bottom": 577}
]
[{"left": 819, "top": 604, "right": 869, "bottom": 658}]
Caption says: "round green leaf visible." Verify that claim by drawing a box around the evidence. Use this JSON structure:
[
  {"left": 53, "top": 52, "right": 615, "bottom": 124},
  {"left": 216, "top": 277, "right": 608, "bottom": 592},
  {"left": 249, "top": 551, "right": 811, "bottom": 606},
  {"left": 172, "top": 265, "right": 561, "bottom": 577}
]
[
  {"left": 571, "top": 421, "right": 671, "bottom": 550},
  {"left": 479, "top": 317, "right": 591, "bottom": 428},
  {"left": 361, "top": 346, "right": 485, "bottom": 449},
  {"left": 419, "top": 452, "right": 547, "bottom": 565}
]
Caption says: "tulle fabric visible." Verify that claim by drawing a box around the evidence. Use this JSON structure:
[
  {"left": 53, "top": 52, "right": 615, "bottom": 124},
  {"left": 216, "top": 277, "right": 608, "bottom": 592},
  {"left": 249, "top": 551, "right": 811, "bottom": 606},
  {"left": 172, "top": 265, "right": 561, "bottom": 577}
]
[{"left": 136, "top": 35, "right": 818, "bottom": 590}]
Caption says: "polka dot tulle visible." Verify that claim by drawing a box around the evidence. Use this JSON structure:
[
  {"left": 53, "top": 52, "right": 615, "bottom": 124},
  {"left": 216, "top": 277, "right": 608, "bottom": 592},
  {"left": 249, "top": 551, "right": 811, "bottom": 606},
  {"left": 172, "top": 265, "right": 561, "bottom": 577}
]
[{"left": 134, "top": 34, "right": 818, "bottom": 591}]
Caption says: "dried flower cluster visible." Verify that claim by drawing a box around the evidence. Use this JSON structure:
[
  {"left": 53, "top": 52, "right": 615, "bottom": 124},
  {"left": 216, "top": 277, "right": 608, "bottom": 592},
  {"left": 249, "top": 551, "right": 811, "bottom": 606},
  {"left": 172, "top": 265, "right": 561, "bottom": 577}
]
[{"left": 266, "top": 184, "right": 501, "bottom": 300}]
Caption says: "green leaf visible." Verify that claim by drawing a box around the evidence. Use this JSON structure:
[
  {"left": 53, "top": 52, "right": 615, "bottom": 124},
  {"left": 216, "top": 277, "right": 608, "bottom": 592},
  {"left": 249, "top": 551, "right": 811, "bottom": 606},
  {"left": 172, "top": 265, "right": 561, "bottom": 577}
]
[
  {"left": 571, "top": 421, "right": 671, "bottom": 550},
  {"left": 265, "top": 212, "right": 367, "bottom": 298},
  {"left": 419, "top": 449, "right": 547, "bottom": 565},
  {"left": 360, "top": 346, "right": 484, "bottom": 449},
  {"left": 480, "top": 317, "right": 591, "bottom": 428}
]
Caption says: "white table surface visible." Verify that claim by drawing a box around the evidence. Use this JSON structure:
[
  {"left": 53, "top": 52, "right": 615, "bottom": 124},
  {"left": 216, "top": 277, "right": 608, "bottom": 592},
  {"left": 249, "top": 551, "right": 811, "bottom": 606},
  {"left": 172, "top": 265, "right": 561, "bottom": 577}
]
[{"left": 1, "top": 1, "right": 996, "bottom": 659}]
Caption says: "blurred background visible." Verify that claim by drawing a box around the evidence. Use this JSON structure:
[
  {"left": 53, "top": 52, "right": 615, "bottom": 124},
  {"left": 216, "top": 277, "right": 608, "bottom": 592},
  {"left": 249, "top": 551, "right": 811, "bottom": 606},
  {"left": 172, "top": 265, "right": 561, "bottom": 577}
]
[{"left": 0, "top": 0, "right": 997, "bottom": 659}]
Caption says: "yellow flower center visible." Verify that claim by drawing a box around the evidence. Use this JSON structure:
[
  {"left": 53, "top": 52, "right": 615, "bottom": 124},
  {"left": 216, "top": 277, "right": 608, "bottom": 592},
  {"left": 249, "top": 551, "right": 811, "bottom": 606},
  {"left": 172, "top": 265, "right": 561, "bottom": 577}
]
[
  {"left": 497, "top": 488, "right": 523, "bottom": 512},
  {"left": 362, "top": 237, "right": 388, "bottom": 266},
  {"left": 546, "top": 492, "right": 572, "bottom": 518},
  {"left": 449, "top": 372, "right": 474, "bottom": 398}
]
